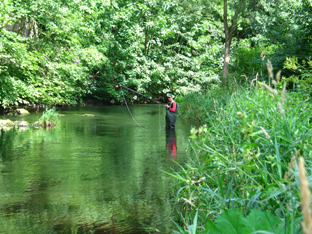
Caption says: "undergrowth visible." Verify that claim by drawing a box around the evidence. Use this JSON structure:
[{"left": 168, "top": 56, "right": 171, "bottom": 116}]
[
  {"left": 170, "top": 80, "right": 312, "bottom": 233},
  {"left": 177, "top": 87, "right": 234, "bottom": 123}
]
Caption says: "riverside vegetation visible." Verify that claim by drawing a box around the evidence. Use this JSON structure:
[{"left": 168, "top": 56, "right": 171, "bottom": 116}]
[
  {"left": 173, "top": 65, "right": 312, "bottom": 233},
  {"left": 38, "top": 108, "right": 60, "bottom": 127},
  {"left": 0, "top": 108, "right": 60, "bottom": 128},
  {"left": 2, "top": 0, "right": 312, "bottom": 233}
]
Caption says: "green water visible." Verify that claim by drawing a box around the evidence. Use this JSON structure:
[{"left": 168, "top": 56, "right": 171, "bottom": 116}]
[{"left": 0, "top": 105, "right": 194, "bottom": 234}]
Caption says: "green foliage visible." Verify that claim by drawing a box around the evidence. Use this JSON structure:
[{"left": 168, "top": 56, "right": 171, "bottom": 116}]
[
  {"left": 39, "top": 108, "right": 60, "bottom": 127},
  {"left": 206, "top": 209, "right": 284, "bottom": 234},
  {"left": 292, "top": 0, "right": 312, "bottom": 55},
  {"left": 0, "top": 0, "right": 311, "bottom": 106},
  {"left": 100, "top": 0, "right": 223, "bottom": 102},
  {"left": 283, "top": 56, "right": 312, "bottom": 90},
  {"left": 230, "top": 38, "right": 277, "bottom": 83},
  {"left": 178, "top": 80, "right": 243, "bottom": 123},
  {"left": 171, "top": 83, "right": 310, "bottom": 233},
  {"left": 0, "top": 0, "right": 95, "bottom": 107},
  {"left": 177, "top": 87, "right": 231, "bottom": 122},
  {"left": 0, "top": 0, "right": 226, "bottom": 106}
]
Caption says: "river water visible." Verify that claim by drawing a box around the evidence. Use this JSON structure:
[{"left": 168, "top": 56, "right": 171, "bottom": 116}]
[{"left": 0, "top": 105, "right": 194, "bottom": 234}]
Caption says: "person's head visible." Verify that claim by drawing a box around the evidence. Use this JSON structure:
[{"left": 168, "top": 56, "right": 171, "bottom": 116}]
[{"left": 167, "top": 94, "right": 174, "bottom": 101}]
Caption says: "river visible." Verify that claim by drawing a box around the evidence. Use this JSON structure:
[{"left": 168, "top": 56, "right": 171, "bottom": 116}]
[{"left": 0, "top": 105, "right": 194, "bottom": 234}]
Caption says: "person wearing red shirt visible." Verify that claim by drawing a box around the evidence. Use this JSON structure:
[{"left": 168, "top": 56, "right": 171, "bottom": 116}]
[{"left": 165, "top": 94, "right": 177, "bottom": 129}]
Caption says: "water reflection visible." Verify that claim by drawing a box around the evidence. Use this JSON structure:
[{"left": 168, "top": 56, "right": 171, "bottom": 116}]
[
  {"left": 166, "top": 129, "right": 177, "bottom": 160},
  {"left": 0, "top": 106, "right": 193, "bottom": 233}
]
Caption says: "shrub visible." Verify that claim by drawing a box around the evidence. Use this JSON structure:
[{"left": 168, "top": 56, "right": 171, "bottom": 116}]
[{"left": 283, "top": 56, "right": 312, "bottom": 92}]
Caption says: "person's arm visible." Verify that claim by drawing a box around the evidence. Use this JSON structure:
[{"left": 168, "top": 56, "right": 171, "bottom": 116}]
[{"left": 169, "top": 101, "right": 176, "bottom": 112}]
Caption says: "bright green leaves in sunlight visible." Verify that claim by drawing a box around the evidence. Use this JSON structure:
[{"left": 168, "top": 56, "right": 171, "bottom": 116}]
[
  {"left": 0, "top": 0, "right": 227, "bottom": 107},
  {"left": 1, "top": 0, "right": 311, "bottom": 107}
]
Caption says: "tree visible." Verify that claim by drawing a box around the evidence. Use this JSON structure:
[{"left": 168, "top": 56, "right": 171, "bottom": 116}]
[
  {"left": 222, "top": 0, "right": 243, "bottom": 86},
  {"left": 177, "top": 0, "right": 251, "bottom": 86},
  {"left": 220, "top": 0, "right": 299, "bottom": 86},
  {"left": 0, "top": 0, "right": 308, "bottom": 107}
]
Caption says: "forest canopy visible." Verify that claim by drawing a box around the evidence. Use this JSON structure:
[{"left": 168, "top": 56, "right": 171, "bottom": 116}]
[{"left": 0, "top": 0, "right": 311, "bottom": 107}]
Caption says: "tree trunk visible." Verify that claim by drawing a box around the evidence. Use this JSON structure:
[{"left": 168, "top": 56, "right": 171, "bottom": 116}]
[
  {"left": 222, "top": 0, "right": 230, "bottom": 86},
  {"left": 222, "top": 38, "right": 231, "bottom": 86},
  {"left": 222, "top": 0, "right": 242, "bottom": 87},
  {"left": 144, "top": 28, "right": 149, "bottom": 54},
  {"left": 5, "top": 17, "right": 38, "bottom": 39}
]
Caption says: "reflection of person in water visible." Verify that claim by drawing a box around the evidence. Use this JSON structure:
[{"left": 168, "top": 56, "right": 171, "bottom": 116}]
[{"left": 166, "top": 129, "right": 177, "bottom": 160}]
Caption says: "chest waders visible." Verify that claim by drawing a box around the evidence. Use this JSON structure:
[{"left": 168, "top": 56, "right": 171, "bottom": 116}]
[{"left": 166, "top": 102, "right": 176, "bottom": 129}]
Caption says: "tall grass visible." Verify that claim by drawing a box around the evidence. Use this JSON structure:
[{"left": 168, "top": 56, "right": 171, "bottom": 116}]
[
  {"left": 177, "top": 86, "right": 235, "bottom": 123},
  {"left": 171, "top": 81, "right": 312, "bottom": 233},
  {"left": 39, "top": 108, "right": 60, "bottom": 127}
]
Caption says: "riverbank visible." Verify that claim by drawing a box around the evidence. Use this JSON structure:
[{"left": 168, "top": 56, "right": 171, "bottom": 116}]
[
  {"left": 0, "top": 97, "right": 166, "bottom": 116},
  {"left": 171, "top": 84, "right": 311, "bottom": 233},
  {"left": 0, "top": 108, "right": 61, "bottom": 129}
]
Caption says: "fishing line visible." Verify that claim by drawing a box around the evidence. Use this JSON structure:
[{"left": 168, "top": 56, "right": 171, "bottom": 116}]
[
  {"left": 120, "top": 85, "right": 162, "bottom": 131},
  {"left": 120, "top": 85, "right": 158, "bottom": 102}
]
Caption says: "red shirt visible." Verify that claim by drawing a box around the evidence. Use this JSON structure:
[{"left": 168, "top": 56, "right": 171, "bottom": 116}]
[{"left": 168, "top": 101, "right": 176, "bottom": 112}]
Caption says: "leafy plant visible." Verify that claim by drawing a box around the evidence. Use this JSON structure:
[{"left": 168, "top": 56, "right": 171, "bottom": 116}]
[
  {"left": 206, "top": 209, "right": 285, "bottom": 234},
  {"left": 283, "top": 56, "right": 312, "bottom": 91}
]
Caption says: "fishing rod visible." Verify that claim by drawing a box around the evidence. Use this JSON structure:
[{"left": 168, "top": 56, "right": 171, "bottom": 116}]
[
  {"left": 118, "top": 84, "right": 162, "bottom": 131},
  {"left": 118, "top": 84, "right": 160, "bottom": 104}
]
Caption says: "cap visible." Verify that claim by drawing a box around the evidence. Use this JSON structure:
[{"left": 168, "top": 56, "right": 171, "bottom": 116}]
[{"left": 167, "top": 93, "right": 174, "bottom": 98}]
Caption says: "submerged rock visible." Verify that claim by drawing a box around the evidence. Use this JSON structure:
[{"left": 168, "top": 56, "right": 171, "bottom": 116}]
[
  {"left": 0, "top": 119, "right": 58, "bottom": 129},
  {"left": 18, "top": 121, "right": 29, "bottom": 127},
  {"left": 0, "top": 119, "right": 15, "bottom": 126},
  {"left": 16, "top": 109, "right": 30, "bottom": 115}
]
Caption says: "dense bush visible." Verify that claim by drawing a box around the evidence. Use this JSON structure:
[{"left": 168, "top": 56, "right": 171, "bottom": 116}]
[{"left": 0, "top": 0, "right": 225, "bottom": 107}]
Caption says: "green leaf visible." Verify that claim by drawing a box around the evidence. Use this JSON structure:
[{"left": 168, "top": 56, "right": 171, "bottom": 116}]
[
  {"left": 246, "top": 209, "right": 284, "bottom": 234},
  {"left": 214, "top": 209, "right": 253, "bottom": 234},
  {"left": 206, "top": 209, "right": 284, "bottom": 234},
  {"left": 205, "top": 220, "right": 222, "bottom": 234}
]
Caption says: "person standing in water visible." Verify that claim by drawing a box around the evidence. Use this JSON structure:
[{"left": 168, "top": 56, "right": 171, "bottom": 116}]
[{"left": 165, "top": 94, "right": 177, "bottom": 129}]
